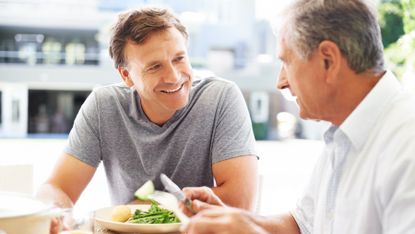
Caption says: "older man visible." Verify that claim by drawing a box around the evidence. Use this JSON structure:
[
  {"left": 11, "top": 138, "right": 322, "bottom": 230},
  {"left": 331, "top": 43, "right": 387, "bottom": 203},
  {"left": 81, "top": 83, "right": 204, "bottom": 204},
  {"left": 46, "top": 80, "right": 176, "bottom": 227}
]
[{"left": 181, "top": 0, "right": 415, "bottom": 233}]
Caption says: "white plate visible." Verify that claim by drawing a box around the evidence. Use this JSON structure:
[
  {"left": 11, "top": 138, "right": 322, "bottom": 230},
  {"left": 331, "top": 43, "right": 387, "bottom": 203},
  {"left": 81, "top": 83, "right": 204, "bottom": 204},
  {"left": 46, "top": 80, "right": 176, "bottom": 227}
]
[
  {"left": 94, "top": 204, "right": 181, "bottom": 233},
  {"left": 0, "top": 192, "right": 52, "bottom": 219}
]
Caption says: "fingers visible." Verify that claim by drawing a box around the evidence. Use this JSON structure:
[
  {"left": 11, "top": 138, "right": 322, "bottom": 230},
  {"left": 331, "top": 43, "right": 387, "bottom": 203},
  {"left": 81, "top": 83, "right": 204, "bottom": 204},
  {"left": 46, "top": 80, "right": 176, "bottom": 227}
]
[
  {"left": 181, "top": 208, "right": 244, "bottom": 234},
  {"left": 182, "top": 186, "right": 211, "bottom": 202},
  {"left": 50, "top": 218, "right": 60, "bottom": 234},
  {"left": 49, "top": 212, "right": 75, "bottom": 234},
  {"left": 183, "top": 186, "right": 224, "bottom": 207},
  {"left": 179, "top": 199, "right": 215, "bottom": 217},
  {"left": 179, "top": 202, "right": 195, "bottom": 217},
  {"left": 180, "top": 210, "right": 227, "bottom": 234},
  {"left": 192, "top": 200, "right": 220, "bottom": 212},
  {"left": 181, "top": 208, "right": 267, "bottom": 234}
]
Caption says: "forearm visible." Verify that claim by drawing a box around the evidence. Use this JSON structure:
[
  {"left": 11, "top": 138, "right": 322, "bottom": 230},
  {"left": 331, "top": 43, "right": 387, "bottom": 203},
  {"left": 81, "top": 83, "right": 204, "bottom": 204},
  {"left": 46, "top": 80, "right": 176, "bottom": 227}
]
[
  {"left": 36, "top": 183, "right": 74, "bottom": 208},
  {"left": 251, "top": 213, "right": 301, "bottom": 234},
  {"left": 38, "top": 153, "right": 96, "bottom": 205}
]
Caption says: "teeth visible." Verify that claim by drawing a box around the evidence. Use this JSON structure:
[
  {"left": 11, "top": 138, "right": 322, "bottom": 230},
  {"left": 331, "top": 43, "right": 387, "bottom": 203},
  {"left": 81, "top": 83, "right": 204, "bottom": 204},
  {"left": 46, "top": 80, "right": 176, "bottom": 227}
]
[{"left": 162, "top": 84, "right": 182, "bottom": 93}]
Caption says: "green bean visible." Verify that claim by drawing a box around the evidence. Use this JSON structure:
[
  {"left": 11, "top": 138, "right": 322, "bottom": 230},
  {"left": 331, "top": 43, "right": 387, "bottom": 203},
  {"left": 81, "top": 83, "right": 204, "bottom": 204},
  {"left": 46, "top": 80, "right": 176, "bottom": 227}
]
[{"left": 127, "top": 201, "right": 180, "bottom": 224}]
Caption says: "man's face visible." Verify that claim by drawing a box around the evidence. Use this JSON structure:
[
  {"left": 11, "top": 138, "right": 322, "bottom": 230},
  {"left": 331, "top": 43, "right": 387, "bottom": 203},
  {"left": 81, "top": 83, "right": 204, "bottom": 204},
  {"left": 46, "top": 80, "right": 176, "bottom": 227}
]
[
  {"left": 120, "top": 27, "right": 193, "bottom": 122},
  {"left": 276, "top": 35, "right": 328, "bottom": 121}
]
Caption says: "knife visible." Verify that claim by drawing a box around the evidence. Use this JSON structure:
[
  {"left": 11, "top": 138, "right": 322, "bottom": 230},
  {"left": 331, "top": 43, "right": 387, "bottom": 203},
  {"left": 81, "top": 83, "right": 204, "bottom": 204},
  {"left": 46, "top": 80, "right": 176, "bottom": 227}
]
[{"left": 160, "top": 173, "right": 196, "bottom": 214}]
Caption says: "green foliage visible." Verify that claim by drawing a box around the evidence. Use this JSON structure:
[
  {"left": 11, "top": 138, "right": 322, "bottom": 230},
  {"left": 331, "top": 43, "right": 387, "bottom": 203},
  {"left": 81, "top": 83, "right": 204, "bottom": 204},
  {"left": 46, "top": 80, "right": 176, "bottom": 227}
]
[
  {"left": 402, "top": 0, "right": 415, "bottom": 33},
  {"left": 378, "top": 2, "right": 405, "bottom": 47},
  {"left": 384, "top": 32, "right": 415, "bottom": 78},
  {"left": 381, "top": 0, "right": 415, "bottom": 84}
]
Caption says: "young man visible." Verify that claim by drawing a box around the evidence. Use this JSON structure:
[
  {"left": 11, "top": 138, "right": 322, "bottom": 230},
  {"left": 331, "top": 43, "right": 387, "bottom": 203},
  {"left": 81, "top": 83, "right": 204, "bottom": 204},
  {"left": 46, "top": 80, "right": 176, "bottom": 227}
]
[
  {"left": 38, "top": 7, "right": 258, "bottom": 233},
  {"left": 181, "top": 0, "right": 415, "bottom": 233}
]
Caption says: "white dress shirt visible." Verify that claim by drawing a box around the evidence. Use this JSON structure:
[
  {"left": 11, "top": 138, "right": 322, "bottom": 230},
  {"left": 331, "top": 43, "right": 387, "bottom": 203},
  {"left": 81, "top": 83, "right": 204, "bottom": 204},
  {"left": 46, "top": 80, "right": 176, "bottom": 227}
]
[{"left": 292, "top": 71, "right": 415, "bottom": 234}]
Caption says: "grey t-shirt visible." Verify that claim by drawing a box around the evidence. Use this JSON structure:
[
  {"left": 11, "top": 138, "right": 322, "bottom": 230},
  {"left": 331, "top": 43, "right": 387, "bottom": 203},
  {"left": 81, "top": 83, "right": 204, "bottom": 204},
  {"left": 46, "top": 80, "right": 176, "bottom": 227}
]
[{"left": 65, "top": 76, "right": 257, "bottom": 205}]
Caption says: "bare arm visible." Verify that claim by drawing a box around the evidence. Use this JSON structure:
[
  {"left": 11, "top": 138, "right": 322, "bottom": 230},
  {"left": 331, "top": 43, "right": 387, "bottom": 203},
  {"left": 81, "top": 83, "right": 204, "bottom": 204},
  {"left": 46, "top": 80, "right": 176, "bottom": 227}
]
[
  {"left": 252, "top": 213, "right": 301, "bottom": 234},
  {"left": 36, "top": 153, "right": 96, "bottom": 207},
  {"left": 182, "top": 206, "right": 301, "bottom": 234},
  {"left": 182, "top": 186, "right": 301, "bottom": 234},
  {"left": 211, "top": 155, "right": 258, "bottom": 211}
]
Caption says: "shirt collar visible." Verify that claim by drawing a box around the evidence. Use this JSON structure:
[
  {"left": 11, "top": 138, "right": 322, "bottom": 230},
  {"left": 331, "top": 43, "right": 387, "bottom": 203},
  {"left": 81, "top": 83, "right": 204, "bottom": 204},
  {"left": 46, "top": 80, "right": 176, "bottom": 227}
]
[
  {"left": 339, "top": 71, "right": 402, "bottom": 151},
  {"left": 323, "top": 125, "right": 338, "bottom": 145}
]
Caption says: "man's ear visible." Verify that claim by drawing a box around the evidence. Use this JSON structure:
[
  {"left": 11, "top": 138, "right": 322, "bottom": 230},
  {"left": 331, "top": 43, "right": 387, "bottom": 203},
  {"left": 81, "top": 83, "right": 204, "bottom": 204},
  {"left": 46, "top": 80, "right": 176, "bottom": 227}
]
[
  {"left": 117, "top": 66, "right": 134, "bottom": 87},
  {"left": 318, "top": 40, "right": 341, "bottom": 84}
]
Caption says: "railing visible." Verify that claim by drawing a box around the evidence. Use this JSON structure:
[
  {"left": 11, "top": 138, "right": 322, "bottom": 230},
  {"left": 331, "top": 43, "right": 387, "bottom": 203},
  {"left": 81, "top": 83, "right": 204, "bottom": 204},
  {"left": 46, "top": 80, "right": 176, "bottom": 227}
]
[{"left": 0, "top": 50, "right": 100, "bottom": 65}]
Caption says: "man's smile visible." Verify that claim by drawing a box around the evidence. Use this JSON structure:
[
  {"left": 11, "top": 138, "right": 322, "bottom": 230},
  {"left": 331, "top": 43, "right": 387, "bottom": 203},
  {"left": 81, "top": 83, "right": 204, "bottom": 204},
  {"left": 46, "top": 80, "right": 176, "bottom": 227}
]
[{"left": 160, "top": 83, "right": 184, "bottom": 94}]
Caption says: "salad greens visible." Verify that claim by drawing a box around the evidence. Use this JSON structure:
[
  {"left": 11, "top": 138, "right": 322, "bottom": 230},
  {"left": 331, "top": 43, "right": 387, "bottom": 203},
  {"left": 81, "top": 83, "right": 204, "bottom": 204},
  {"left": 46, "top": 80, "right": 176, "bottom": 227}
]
[{"left": 127, "top": 201, "right": 180, "bottom": 224}]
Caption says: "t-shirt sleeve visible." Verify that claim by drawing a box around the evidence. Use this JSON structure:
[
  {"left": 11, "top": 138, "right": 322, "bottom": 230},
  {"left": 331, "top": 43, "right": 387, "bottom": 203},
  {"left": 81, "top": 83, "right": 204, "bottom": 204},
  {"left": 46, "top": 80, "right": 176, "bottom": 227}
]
[
  {"left": 211, "top": 82, "right": 258, "bottom": 163},
  {"left": 64, "top": 91, "right": 102, "bottom": 167}
]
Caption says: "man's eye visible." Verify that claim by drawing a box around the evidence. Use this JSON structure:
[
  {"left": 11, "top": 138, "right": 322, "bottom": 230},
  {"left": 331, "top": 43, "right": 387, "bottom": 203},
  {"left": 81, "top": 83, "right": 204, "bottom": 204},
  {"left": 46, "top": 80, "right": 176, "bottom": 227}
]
[
  {"left": 174, "top": 56, "right": 185, "bottom": 63},
  {"left": 147, "top": 64, "right": 161, "bottom": 72}
]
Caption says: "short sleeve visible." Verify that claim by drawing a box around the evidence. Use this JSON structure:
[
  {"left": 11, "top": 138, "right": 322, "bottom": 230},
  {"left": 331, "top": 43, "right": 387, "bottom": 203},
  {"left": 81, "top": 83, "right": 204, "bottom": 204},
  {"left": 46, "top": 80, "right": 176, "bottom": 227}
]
[
  {"left": 211, "top": 82, "right": 258, "bottom": 163},
  {"left": 64, "top": 91, "right": 102, "bottom": 167}
]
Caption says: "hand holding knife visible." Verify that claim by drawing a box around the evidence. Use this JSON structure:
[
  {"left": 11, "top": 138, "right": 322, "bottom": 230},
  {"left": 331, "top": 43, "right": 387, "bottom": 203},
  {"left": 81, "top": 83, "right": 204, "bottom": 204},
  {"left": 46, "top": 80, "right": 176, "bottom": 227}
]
[{"left": 160, "top": 173, "right": 196, "bottom": 214}]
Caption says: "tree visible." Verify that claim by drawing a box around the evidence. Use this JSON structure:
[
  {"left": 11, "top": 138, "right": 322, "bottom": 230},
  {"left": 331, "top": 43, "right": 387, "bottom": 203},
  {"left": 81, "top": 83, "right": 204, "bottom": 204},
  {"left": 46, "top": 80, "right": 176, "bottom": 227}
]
[
  {"left": 384, "top": 0, "right": 415, "bottom": 87},
  {"left": 402, "top": 0, "right": 415, "bottom": 33},
  {"left": 378, "top": 0, "right": 405, "bottom": 47}
]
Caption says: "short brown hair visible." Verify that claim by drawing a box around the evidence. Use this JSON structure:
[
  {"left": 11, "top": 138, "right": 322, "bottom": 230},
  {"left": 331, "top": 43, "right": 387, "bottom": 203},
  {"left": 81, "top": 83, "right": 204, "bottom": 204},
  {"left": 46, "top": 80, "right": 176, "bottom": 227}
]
[{"left": 109, "top": 7, "right": 188, "bottom": 68}]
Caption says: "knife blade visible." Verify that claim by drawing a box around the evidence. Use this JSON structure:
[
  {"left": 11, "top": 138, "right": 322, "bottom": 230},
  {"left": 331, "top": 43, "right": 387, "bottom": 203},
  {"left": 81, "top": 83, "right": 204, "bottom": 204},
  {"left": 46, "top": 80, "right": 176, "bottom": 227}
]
[{"left": 160, "top": 173, "right": 196, "bottom": 214}]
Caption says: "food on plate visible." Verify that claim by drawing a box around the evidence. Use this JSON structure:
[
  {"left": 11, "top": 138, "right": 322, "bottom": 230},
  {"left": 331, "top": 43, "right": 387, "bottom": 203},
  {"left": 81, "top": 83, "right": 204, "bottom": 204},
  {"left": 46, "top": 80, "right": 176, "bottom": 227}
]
[
  {"left": 111, "top": 181, "right": 180, "bottom": 225},
  {"left": 111, "top": 202, "right": 180, "bottom": 224},
  {"left": 111, "top": 205, "right": 132, "bottom": 222},
  {"left": 134, "top": 180, "right": 155, "bottom": 200},
  {"left": 128, "top": 202, "right": 180, "bottom": 224}
]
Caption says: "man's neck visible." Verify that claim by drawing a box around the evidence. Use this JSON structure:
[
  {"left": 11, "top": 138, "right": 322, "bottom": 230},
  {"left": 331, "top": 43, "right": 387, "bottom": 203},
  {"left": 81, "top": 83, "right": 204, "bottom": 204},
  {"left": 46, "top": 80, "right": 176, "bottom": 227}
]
[
  {"left": 328, "top": 70, "right": 385, "bottom": 126},
  {"left": 140, "top": 101, "right": 175, "bottom": 126}
]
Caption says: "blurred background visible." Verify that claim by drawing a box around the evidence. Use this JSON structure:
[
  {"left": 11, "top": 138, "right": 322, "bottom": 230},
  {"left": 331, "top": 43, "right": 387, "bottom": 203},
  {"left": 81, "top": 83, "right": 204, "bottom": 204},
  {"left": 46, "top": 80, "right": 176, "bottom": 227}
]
[
  {"left": 1, "top": 0, "right": 413, "bottom": 140},
  {"left": 0, "top": 0, "right": 414, "bottom": 217},
  {"left": 0, "top": 0, "right": 329, "bottom": 140}
]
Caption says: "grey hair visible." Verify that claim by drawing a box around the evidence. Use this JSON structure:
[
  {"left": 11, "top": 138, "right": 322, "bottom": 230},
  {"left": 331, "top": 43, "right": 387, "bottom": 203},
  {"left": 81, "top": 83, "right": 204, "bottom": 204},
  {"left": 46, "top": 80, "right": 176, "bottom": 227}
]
[{"left": 283, "top": 0, "right": 385, "bottom": 74}]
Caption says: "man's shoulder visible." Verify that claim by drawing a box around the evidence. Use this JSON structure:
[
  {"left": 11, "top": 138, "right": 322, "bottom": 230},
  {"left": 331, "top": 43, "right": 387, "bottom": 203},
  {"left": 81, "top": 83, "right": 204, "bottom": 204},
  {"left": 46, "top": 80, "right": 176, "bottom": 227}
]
[
  {"left": 92, "top": 82, "right": 128, "bottom": 93},
  {"left": 91, "top": 82, "right": 132, "bottom": 100},
  {"left": 192, "top": 75, "right": 236, "bottom": 91},
  {"left": 369, "top": 89, "right": 415, "bottom": 155},
  {"left": 387, "top": 89, "right": 415, "bottom": 122}
]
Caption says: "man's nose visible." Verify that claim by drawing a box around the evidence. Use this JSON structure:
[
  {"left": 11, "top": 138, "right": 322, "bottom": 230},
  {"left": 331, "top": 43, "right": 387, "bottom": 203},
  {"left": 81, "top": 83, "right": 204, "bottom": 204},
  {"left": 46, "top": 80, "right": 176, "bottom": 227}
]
[
  {"left": 163, "top": 63, "right": 181, "bottom": 83},
  {"left": 276, "top": 66, "right": 288, "bottom": 90}
]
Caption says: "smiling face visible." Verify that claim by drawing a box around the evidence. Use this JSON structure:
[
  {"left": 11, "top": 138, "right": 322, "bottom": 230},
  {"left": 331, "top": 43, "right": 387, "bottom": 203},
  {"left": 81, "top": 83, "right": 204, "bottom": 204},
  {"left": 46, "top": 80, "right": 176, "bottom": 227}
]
[
  {"left": 118, "top": 27, "right": 193, "bottom": 125},
  {"left": 276, "top": 33, "right": 330, "bottom": 121}
]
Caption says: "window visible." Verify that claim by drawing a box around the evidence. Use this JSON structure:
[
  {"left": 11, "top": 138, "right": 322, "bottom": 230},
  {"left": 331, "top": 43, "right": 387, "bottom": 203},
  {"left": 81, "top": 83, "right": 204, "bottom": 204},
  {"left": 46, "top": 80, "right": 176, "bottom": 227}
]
[{"left": 28, "top": 90, "right": 90, "bottom": 134}]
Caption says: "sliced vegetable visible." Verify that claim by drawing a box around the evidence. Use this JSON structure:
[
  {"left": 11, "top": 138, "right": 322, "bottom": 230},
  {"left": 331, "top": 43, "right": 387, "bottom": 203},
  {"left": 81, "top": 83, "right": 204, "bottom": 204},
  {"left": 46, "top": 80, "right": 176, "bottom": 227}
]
[{"left": 134, "top": 180, "right": 155, "bottom": 200}]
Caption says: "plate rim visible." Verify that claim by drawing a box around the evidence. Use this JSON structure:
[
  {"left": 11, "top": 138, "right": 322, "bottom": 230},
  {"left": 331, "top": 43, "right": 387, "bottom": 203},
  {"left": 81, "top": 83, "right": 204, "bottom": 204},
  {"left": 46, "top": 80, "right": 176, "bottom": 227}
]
[{"left": 94, "top": 204, "right": 181, "bottom": 233}]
